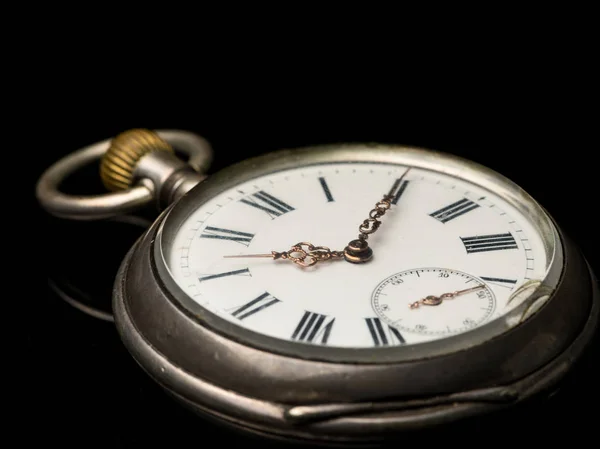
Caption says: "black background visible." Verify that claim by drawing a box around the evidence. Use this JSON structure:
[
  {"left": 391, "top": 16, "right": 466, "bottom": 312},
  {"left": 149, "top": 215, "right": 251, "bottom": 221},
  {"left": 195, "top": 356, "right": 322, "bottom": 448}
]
[{"left": 28, "top": 75, "right": 597, "bottom": 447}]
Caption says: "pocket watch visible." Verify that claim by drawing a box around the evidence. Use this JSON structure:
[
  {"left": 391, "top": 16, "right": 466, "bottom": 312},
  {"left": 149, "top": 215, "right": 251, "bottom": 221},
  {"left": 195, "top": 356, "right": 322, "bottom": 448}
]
[{"left": 36, "top": 129, "right": 599, "bottom": 447}]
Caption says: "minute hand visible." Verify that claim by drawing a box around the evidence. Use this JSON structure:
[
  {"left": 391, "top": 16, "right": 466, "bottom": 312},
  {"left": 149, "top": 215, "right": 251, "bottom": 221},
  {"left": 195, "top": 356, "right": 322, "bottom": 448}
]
[{"left": 343, "top": 168, "right": 411, "bottom": 264}]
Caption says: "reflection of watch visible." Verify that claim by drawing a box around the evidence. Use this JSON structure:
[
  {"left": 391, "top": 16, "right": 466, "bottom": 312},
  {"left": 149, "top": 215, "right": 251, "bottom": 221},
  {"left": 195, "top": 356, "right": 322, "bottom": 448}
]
[{"left": 36, "top": 129, "right": 599, "bottom": 447}]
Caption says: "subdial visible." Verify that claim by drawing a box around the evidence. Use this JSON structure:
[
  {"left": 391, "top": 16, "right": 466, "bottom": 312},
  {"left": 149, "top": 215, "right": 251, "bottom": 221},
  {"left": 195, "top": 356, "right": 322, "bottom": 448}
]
[{"left": 371, "top": 268, "right": 496, "bottom": 336}]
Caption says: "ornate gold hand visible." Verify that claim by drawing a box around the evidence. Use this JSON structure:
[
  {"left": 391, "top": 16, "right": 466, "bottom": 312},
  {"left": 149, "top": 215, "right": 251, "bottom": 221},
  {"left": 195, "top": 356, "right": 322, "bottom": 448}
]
[
  {"left": 343, "top": 168, "right": 411, "bottom": 264},
  {"left": 409, "top": 285, "right": 485, "bottom": 309},
  {"left": 223, "top": 242, "right": 344, "bottom": 268},
  {"left": 224, "top": 168, "right": 412, "bottom": 268}
]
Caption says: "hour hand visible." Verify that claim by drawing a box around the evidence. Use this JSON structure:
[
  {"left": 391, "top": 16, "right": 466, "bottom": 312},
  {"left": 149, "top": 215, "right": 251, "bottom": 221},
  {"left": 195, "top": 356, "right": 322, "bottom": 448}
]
[{"left": 223, "top": 242, "right": 344, "bottom": 268}]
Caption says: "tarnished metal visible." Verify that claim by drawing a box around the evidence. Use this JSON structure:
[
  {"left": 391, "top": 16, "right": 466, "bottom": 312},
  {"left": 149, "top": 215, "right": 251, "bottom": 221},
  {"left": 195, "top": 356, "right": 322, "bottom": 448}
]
[
  {"left": 36, "top": 129, "right": 212, "bottom": 220},
  {"left": 36, "top": 135, "right": 599, "bottom": 446},
  {"left": 114, "top": 203, "right": 598, "bottom": 445},
  {"left": 109, "top": 143, "right": 599, "bottom": 445}
]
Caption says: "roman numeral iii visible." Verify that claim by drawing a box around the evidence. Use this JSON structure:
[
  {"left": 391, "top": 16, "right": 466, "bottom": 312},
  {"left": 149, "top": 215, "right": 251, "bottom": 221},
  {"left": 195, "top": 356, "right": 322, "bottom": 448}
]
[
  {"left": 231, "top": 292, "right": 281, "bottom": 320},
  {"left": 200, "top": 226, "right": 255, "bottom": 246},
  {"left": 430, "top": 198, "right": 479, "bottom": 223},
  {"left": 461, "top": 233, "right": 518, "bottom": 254},
  {"left": 291, "top": 311, "right": 335, "bottom": 344},
  {"left": 240, "top": 191, "right": 295, "bottom": 219},
  {"left": 365, "top": 317, "right": 406, "bottom": 346}
]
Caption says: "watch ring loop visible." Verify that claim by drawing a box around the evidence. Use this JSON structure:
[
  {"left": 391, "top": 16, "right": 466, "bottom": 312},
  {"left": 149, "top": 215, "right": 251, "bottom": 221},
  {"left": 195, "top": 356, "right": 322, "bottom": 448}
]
[{"left": 36, "top": 129, "right": 213, "bottom": 220}]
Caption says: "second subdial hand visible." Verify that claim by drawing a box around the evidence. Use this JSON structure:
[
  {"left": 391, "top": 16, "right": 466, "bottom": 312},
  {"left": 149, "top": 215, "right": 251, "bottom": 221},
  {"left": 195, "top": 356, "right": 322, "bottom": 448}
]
[{"left": 409, "top": 284, "right": 486, "bottom": 309}]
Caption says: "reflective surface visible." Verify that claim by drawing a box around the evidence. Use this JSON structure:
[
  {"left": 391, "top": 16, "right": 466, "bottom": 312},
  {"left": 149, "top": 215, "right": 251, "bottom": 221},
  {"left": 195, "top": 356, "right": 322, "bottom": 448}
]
[{"left": 32, "top": 109, "right": 599, "bottom": 446}]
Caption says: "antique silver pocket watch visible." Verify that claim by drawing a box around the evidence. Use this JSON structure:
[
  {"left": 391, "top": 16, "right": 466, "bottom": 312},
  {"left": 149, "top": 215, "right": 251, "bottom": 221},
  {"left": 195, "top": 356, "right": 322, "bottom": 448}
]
[{"left": 37, "top": 129, "right": 599, "bottom": 447}]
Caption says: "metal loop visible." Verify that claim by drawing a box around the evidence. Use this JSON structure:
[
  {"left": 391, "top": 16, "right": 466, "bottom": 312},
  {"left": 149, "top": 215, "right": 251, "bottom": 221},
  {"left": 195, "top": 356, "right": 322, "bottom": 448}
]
[
  {"left": 36, "top": 130, "right": 213, "bottom": 220},
  {"left": 359, "top": 218, "right": 379, "bottom": 234},
  {"left": 369, "top": 209, "right": 383, "bottom": 219}
]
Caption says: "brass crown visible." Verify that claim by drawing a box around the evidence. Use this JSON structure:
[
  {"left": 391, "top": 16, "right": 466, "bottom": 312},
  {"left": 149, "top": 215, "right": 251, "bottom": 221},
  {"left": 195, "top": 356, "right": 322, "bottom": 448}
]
[{"left": 100, "top": 129, "right": 173, "bottom": 191}]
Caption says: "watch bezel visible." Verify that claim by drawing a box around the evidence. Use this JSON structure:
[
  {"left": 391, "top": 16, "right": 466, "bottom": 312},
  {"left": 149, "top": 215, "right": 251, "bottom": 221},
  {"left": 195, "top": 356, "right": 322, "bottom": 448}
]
[{"left": 152, "top": 143, "right": 564, "bottom": 363}]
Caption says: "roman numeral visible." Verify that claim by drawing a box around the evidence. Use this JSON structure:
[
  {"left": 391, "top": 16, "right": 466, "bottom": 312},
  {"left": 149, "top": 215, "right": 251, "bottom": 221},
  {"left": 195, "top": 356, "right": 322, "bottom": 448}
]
[
  {"left": 240, "top": 191, "right": 295, "bottom": 219},
  {"left": 430, "top": 198, "right": 480, "bottom": 223},
  {"left": 389, "top": 178, "right": 410, "bottom": 205},
  {"left": 461, "top": 233, "right": 518, "bottom": 254},
  {"left": 198, "top": 268, "right": 251, "bottom": 283},
  {"left": 365, "top": 317, "right": 406, "bottom": 346},
  {"left": 480, "top": 276, "right": 517, "bottom": 288},
  {"left": 318, "top": 177, "right": 334, "bottom": 202},
  {"left": 291, "top": 311, "right": 335, "bottom": 344},
  {"left": 231, "top": 292, "right": 280, "bottom": 320},
  {"left": 200, "top": 226, "right": 255, "bottom": 246}
]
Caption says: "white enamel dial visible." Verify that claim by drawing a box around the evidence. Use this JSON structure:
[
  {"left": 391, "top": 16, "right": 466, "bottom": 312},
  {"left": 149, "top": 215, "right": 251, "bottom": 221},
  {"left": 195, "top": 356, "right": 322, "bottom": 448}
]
[{"left": 162, "top": 161, "right": 553, "bottom": 348}]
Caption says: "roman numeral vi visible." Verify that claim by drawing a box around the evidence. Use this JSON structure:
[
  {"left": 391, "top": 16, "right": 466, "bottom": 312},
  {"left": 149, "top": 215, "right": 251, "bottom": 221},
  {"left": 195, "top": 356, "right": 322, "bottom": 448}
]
[{"left": 365, "top": 317, "right": 405, "bottom": 346}]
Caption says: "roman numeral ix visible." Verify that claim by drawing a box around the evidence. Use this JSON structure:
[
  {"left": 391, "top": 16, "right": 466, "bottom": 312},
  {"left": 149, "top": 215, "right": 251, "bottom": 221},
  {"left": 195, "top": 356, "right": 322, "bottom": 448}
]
[
  {"left": 365, "top": 317, "right": 406, "bottom": 346},
  {"left": 231, "top": 292, "right": 281, "bottom": 320},
  {"left": 200, "top": 226, "right": 255, "bottom": 246},
  {"left": 291, "top": 311, "right": 335, "bottom": 344},
  {"left": 430, "top": 198, "right": 480, "bottom": 223},
  {"left": 240, "top": 191, "right": 295, "bottom": 219},
  {"left": 461, "top": 233, "right": 518, "bottom": 254}
]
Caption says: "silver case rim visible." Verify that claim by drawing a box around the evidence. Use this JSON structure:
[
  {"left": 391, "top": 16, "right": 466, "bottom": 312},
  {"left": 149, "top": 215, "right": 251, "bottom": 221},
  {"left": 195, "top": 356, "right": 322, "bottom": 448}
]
[{"left": 112, "top": 144, "right": 598, "bottom": 443}]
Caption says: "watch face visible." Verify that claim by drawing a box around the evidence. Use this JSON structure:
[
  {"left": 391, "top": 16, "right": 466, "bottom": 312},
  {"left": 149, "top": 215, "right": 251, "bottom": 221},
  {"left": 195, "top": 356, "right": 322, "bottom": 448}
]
[{"left": 156, "top": 145, "right": 562, "bottom": 354}]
